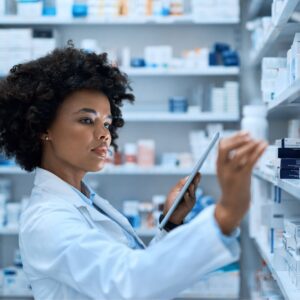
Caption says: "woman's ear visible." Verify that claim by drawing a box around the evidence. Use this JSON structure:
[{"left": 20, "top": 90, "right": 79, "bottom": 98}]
[{"left": 41, "top": 132, "right": 51, "bottom": 141}]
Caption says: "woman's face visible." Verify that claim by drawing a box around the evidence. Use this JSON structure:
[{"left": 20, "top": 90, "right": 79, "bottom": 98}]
[{"left": 43, "top": 90, "right": 112, "bottom": 173}]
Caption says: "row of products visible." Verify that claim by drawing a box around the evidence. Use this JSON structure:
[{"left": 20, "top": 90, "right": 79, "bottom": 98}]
[
  {"left": 261, "top": 33, "right": 300, "bottom": 104},
  {"left": 82, "top": 42, "right": 240, "bottom": 70},
  {"left": 0, "top": 0, "right": 239, "bottom": 19},
  {"left": 247, "top": 0, "right": 288, "bottom": 55},
  {"left": 0, "top": 249, "right": 32, "bottom": 296},
  {"left": 262, "top": 138, "right": 300, "bottom": 179},
  {"left": 0, "top": 28, "right": 56, "bottom": 76},
  {"left": 123, "top": 187, "right": 215, "bottom": 230},
  {"left": 144, "top": 81, "right": 239, "bottom": 114},
  {"left": 103, "top": 126, "right": 237, "bottom": 172},
  {"left": 106, "top": 141, "right": 195, "bottom": 169}
]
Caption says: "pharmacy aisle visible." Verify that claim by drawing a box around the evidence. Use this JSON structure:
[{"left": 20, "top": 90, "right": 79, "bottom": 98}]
[{"left": 1, "top": 0, "right": 298, "bottom": 300}]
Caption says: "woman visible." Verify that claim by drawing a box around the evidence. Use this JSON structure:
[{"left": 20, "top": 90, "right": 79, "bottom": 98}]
[{"left": 0, "top": 45, "right": 267, "bottom": 300}]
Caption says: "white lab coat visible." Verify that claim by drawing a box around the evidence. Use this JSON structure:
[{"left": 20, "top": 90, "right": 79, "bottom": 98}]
[{"left": 19, "top": 167, "right": 240, "bottom": 300}]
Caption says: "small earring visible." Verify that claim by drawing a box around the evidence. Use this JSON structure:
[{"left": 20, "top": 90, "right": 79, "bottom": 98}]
[{"left": 45, "top": 136, "right": 49, "bottom": 141}]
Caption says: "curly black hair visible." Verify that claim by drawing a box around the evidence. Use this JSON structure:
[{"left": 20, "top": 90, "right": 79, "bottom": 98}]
[{"left": 0, "top": 44, "right": 135, "bottom": 172}]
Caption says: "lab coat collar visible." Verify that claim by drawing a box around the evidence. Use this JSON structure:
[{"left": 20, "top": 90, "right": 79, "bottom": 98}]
[
  {"left": 34, "top": 167, "right": 88, "bottom": 209},
  {"left": 33, "top": 167, "right": 146, "bottom": 248}
]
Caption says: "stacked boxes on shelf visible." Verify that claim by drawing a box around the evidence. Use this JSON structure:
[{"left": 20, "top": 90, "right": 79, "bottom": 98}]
[
  {"left": 0, "top": 28, "right": 56, "bottom": 76},
  {"left": 261, "top": 33, "right": 300, "bottom": 104},
  {"left": 263, "top": 138, "right": 300, "bottom": 179},
  {"left": 261, "top": 57, "right": 287, "bottom": 103},
  {"left": 211, "top": 81, "right": 239, "bottom": 114}
]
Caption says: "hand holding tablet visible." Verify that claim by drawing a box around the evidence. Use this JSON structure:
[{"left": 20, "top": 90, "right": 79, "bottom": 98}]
[{"left": 159, "top": 132, "right": 220, "bottom": 230}]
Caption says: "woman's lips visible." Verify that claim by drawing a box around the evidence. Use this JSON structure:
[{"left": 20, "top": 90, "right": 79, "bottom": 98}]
[{"left": 91, "top": 147, "right": 108, "bottom": 158}]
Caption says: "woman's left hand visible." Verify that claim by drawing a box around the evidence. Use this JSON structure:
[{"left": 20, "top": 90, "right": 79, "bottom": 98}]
[{"left": 163, "top": 172, "right": 201, "bottom": 224}]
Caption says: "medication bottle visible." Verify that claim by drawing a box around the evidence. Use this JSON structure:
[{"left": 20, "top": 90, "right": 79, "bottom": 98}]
[
  {"left": 241, "top": 105, "right": 268, "bottom": 140},
  {"left": 72, "top": 0, "right": 88, "bottom": 17},
  {"left": 168, "top": 96, "right": 188, "bottom": 113},
  {"left": 124, "top": 143, "right": 137, "bottom": 165},
  {"left": 137, "top": 139, "right": 155, "bottom": 167},
  {"left": 43, "top": 0, "right": 56, "bottom": 16}
]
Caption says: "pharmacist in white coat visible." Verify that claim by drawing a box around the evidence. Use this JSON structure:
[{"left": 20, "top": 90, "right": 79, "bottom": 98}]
[{"left": 0, "top": 47, "right": 267, "bottom": 300}]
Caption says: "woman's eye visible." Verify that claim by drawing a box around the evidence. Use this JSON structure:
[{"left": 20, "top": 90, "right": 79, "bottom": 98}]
[
  {"left": 80, "top": 118, "right": 94, "bottom": 125},
  {"left": 104, "top": 123, "right": 112, "bottom": 129}
]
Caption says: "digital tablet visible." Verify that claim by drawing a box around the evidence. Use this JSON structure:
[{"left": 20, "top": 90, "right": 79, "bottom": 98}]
[{"left": 158, "top": 132, "right": 220, "bottom": 230}]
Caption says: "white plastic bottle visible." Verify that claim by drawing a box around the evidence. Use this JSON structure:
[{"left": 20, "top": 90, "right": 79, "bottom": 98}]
[{"left": 241, "top": 105, "right": 268, "bottom": 140}]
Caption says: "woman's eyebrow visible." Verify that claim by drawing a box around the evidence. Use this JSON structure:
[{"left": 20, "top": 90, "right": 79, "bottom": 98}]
[
  {"left": 73, "top": 108, "right": 97, "bottom": 115},
  {"left": 73, "top": 108, "right": 112, "bottom": 119}
]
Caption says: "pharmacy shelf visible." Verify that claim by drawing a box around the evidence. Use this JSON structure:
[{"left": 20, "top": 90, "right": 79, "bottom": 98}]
[
  {"left": 267, "top": 79, "right": 300, "bottom": 115},
  {"left": 0, "top": 165, "right": 216, "bottom": 176},
  {"left": 253, "top": 167, "right": 300, "bottom": 201},
  {"left": 0, "top": 68, "right": 239, "bottom": 79},
  {"left": 122, "top": 112, "right": 239, "bottom": 122},
  {"left": 254, "top": 236, "right": 299, "bottom": 300},
  {"left": 0, "top": 15, "right": 240, "bottom": 26},
  {"left": 123, "top": 67, "right": 239, "bottom": 76},
  {"left": 250, "top": 0, "right": 300, "bottom": 65}
]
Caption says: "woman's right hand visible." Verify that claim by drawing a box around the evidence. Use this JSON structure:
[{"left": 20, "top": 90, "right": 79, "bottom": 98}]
[{"left": 214, "top": 131, "right": 268, "bottom": 235}]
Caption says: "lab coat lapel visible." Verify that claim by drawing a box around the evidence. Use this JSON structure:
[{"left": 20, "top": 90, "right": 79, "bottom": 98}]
[{"left": 93, "top": 195, "right": 146, "bottom": 248}]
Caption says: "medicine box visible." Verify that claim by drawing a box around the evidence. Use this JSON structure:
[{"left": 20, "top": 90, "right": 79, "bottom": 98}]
[{"left": 284, "top": 218, "right": 300, "bottom": 239}]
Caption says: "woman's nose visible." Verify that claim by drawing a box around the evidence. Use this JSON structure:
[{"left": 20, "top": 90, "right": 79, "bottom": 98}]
[{"left": 95, "top": 126, "right": 110, "bottom": 141}]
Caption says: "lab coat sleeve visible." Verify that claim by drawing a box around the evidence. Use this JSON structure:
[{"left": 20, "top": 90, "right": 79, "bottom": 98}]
[
  {"left": 149, "top": 211, "right": 241, "bottom": 255},
  {"left": 20, "top": 203, "right": 240, "bottom": 300}
]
